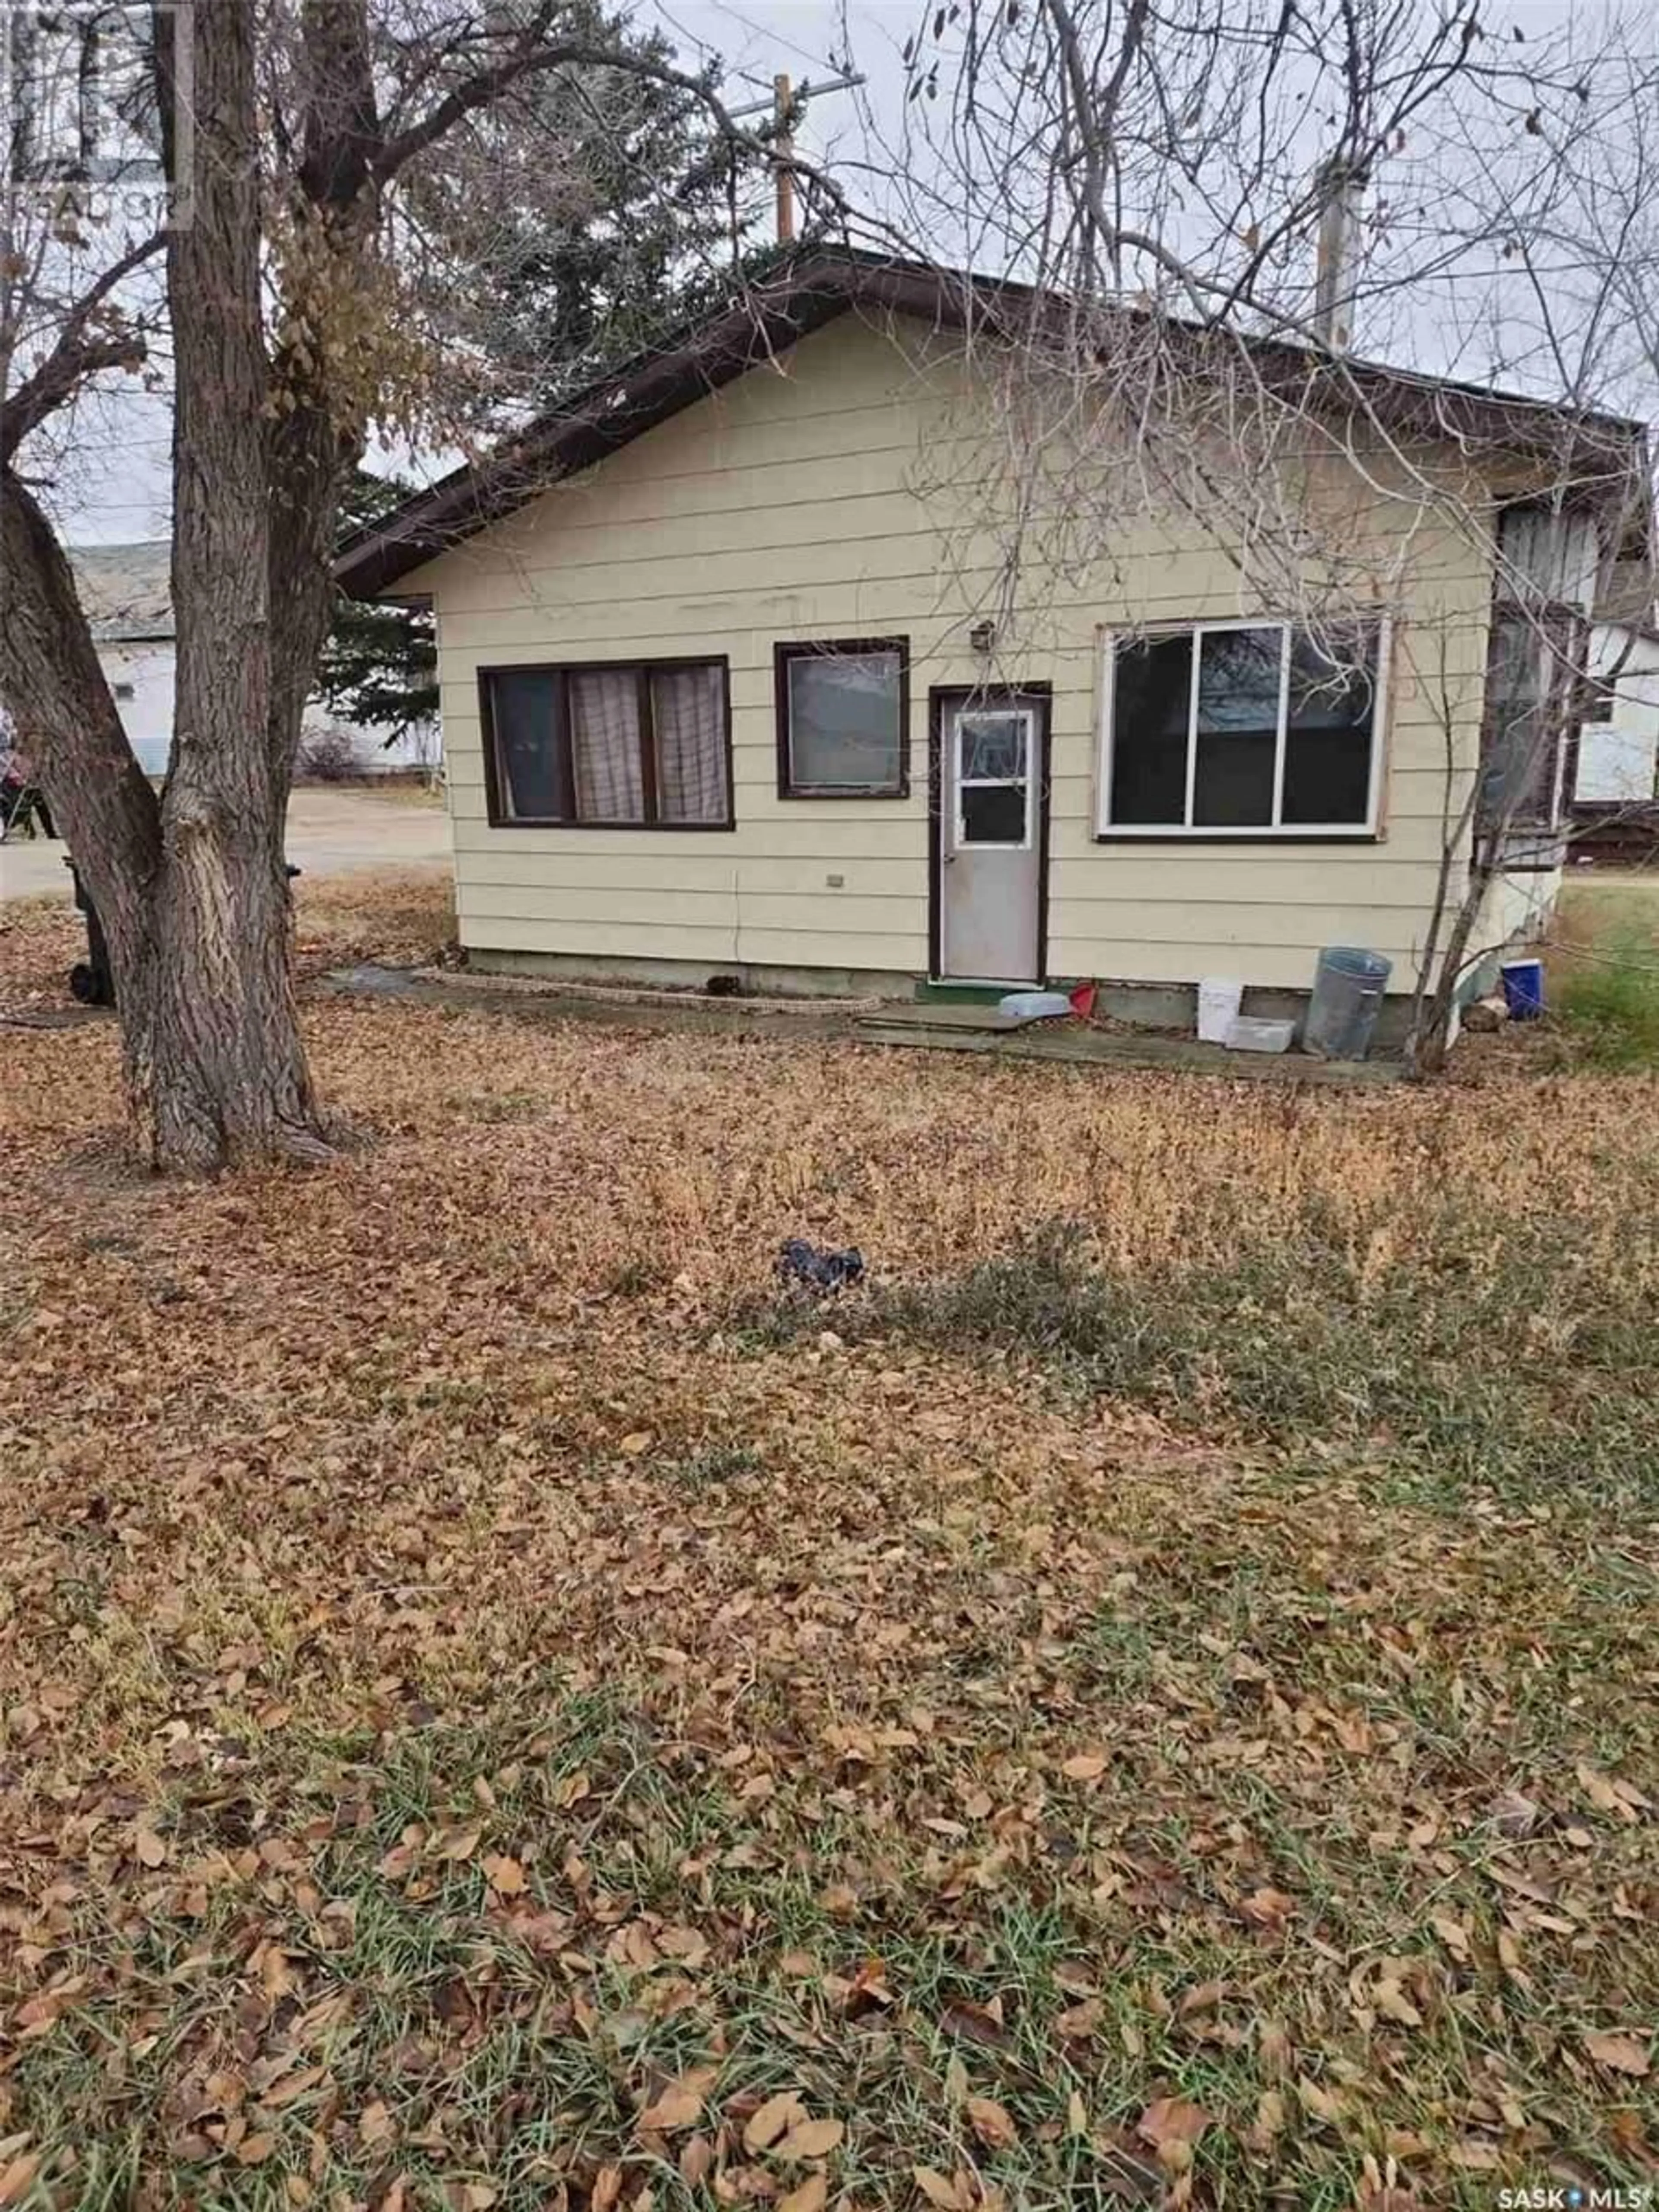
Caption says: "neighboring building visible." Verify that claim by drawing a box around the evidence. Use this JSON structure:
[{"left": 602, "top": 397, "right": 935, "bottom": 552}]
[
  {"left": 71, "top": 541, "right": 176, "bottom": 777},
  {"left": 68, "top": 540, "right": 437, "bottom": 779},
  {"left": 1561, "top": 555, "right": 1659, "bottom": 861},
  {"left": 335, "top": 249, "right": 1645, "bottom": 1023},
  {"left": 1577, "top": 625, "right": 1659, "bottom": 804}
]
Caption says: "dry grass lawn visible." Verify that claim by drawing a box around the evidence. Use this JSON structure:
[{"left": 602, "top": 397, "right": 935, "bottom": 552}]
[{"left": 1, "top": 874, "right": 1656, "bottom": 2211}]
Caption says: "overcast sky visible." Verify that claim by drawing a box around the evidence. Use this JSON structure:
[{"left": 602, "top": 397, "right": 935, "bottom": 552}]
[
  {"left": 64, "top": 0, "right": 912, "bottom": 549},
  {"left": 61, "top": 0, "right": 1635, "bottom": 549}
]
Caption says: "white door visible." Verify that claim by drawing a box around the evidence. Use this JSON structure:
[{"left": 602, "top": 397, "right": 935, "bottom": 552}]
[{"left": 938, "top": 697, "right": 1043, "bottom": 982}]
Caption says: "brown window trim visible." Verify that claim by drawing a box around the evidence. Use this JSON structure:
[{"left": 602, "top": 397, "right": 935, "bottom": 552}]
[
  {"left": 479, "top": 655, "right": 735, "bottom": 831},
  {"left": 774, "top": 637, "right": 911, "bottom": 799}
]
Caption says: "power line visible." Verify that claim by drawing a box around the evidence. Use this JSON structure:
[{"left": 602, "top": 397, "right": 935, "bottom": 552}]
[
  {"left": 683, "top": 0, "right": 843, "bottom": 76},
  {"left": 728, "top": 66, "right": 864, "bottom": 121}
]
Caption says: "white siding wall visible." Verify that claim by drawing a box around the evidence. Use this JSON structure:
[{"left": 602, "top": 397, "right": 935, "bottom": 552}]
[
  {"left": 1477, "top": 863, "right": 1560, "bottom": 969},
  {"left": 408, "top": 315, "right": 1498, "bottom": 994},
  {"left": 95, "top": 640, "right": 441, "bottom": 782},
  {"left": 99, "top": 640, "right": 175, "bottom": 778},
  {"left": 1576, "top": 626, "right": 1659, "bottom": 804}
]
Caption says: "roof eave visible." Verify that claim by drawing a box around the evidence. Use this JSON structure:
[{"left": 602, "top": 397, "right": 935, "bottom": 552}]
[{"left": 334, "top": 247, "right": 1652, "bottom": 600}]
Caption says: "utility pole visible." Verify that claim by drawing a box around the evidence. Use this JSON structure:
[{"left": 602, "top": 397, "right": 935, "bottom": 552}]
[{"left": 730, "top": 68, "right": 865, "bottom": 245}]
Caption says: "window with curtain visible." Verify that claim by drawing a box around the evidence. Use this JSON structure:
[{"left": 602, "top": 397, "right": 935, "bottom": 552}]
[
  {"left": 775, "top": 639, "right": 908, "bottom": 795},
  {"left": 1101, "top": 620, "right": 1382, "bottom": 834},
  {"left": 482, "top": 659, "right": 731, "bottom": 827},
  {"left": 1477, "top": 609, "right": 1574, "bottom": 832}
]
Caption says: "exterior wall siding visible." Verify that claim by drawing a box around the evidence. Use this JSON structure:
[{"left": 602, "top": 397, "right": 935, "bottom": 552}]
[
  {"left": 98, "top": 640, "right": 176, "bottom": 779},
  {"left": 1576, "top": 626, "right": 1659, "bottom": 804},
  {"left": 407, "top": 314, "right": 1498, "bottom": 995}
]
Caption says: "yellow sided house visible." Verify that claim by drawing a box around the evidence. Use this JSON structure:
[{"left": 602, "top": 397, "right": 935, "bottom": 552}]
[{"left": 337, "top": 251, "right": 1646, "bottom": 1042}]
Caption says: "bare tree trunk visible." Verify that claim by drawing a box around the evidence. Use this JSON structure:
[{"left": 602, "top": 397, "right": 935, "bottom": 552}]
[
  {"left": 2, "top": 459, "right": 329, "bottom": 1165},
  {"left": 2, "top": 0, "right": 805, "bottom": 1174},
  {"left": 267, "top": 403, "right": 354, "bottom": 781},
  {"left": 1401, "top": 652, "right": 1480, "bottom": 1080},
  {"left": 1406, "top": 850, "right": 1491, "bottom": 1077},
  {"left": 0, "top": 469, "right": 162, "bottom": 1007},
  {"left": 144, "top": 0, "right": 329, "bottom": 1169},
  {"left": 0, "top": 2, "right": 330, "bottom": 1171},
  {"left": 265, "top": 0, "right": 378, "bottom": 781}
]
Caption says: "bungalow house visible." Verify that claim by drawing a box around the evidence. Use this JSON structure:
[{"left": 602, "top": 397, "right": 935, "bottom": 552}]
[{"left": 336, "top": 249, "right": 1647, "bottom": 1033}]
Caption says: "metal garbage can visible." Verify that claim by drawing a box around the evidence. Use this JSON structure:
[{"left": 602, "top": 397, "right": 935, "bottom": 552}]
[
  {"left": 1303, "top": 945, "right": 1392, "bottom": 1061},
  {"left": 66, "top": 860, "right": 117, "bottom": 1006}
]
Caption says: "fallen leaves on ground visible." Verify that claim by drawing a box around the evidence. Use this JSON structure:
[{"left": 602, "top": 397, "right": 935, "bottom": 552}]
[
  {"left": 637, "top": 2079, "right": 706, "bottom": 2133},
  {"left": 0, "top": 872, "right": 1655, "bottom": 2207},
  {"left": 1583, "top": 2031, "right": 1652, "bottom": 2078},
  {"left": 1137, "top": 2096, "right": 1211, "bottom": 2150}
]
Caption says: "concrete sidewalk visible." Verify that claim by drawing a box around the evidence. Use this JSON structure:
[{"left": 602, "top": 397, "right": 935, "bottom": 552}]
[
  {"left": 330, "top": 962, "right": 1403, "bottom": 1084},
  {"left": 0, "top": 784, "right": 452, "bottom": 903}
]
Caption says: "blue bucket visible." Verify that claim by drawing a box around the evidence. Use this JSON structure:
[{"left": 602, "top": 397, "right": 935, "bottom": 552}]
[{"left": 1500, "top": 957, "right": 1545, "bottom": 1021}]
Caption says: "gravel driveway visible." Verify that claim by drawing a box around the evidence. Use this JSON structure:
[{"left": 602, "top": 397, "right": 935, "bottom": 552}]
[{"left": 0, "top": 783, "right": 452, "bottom": 903}]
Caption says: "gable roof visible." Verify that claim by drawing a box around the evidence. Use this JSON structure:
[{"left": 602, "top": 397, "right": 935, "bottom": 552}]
[
  {"left": 70, "top": 539, "right": 174, "bottom": 641},
  {"left": 335, "top": 245, "right": 1649, "bottom": 601}
]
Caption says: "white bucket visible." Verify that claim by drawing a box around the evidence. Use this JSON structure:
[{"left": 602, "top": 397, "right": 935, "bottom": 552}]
[
  {"left": 1226, "top": 1015, "right": 1294, "bottom": 1054},
  {"left": 1197, "top": 976, "right": 1245, "bottom": 1043}
]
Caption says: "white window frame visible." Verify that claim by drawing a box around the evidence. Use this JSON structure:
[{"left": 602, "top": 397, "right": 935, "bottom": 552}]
[
  {"left": 1095, "top": 617, "right": 1389, "bottom": 838},
  {"left": 953, "top": 704, "right": 1036, "bottom": 851}
]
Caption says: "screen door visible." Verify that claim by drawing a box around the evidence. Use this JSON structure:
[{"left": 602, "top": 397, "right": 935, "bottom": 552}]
[{"left": 938, "top": 696, "right": 1044, "bottom": 982}]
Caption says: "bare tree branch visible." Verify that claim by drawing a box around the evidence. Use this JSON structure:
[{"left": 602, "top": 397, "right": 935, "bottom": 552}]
[{"left": 0, "top": 228, "right": 164, "bottom": 462}]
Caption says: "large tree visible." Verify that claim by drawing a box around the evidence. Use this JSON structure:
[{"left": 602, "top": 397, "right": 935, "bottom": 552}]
[
  {"left": 316, "top": 21, "right": 777, "bottom": 749},
  {"left": 3, "top": 0, "right": 1654, "bottom": 1169},
  {"left": 395, "top": 0, "right": 756, "bottom": 424},
  {"left": 0, "top": 0, "right": 803, "bottom": 1169}
]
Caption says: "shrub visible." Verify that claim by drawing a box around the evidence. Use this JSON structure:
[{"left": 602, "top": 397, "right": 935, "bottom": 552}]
[
  {"left": 296, "top": 723, "right": 361, "bottom": 782},
  {"left": 1557, "top": 926, "right": 1659, "bottom": 1069}
]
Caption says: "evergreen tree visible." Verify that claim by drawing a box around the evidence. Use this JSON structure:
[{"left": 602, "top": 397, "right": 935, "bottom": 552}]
[
  {"left": 322, "top": 2, "right": 777, "bottom": 734},
  {"left": 402, "top": 0, "right": 764, "bottom": 424},
  {"left": 317, "top": 470, "right": 439, "bottom": 745}
]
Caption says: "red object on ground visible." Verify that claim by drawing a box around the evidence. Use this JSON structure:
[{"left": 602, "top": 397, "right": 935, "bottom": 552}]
[{"left": 1068, "top": 981, "right": 1098, "bottom": 1020}]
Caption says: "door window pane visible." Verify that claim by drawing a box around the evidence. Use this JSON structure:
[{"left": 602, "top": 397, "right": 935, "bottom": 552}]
[
  {"left": 1110, "top": 634, "right": 1191, "bottom": 823},
  {"left": 960, "top": 714, "right": 1027, "bottom": 782},
  {"left": 786, "top": 649, "right": 903, "bottom": 791},
  {"left": 1193, "top": 628, "right": 1281, "bottom": 826},
  {"left": 1281, "top": 630, "right": 1376, "bottom": 823},
  {"left": 961, "top": 782, "right": 1027, "bottom": 844},
  {"left": 491, "top": 669, "right": 570, "bottom": 820}
]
